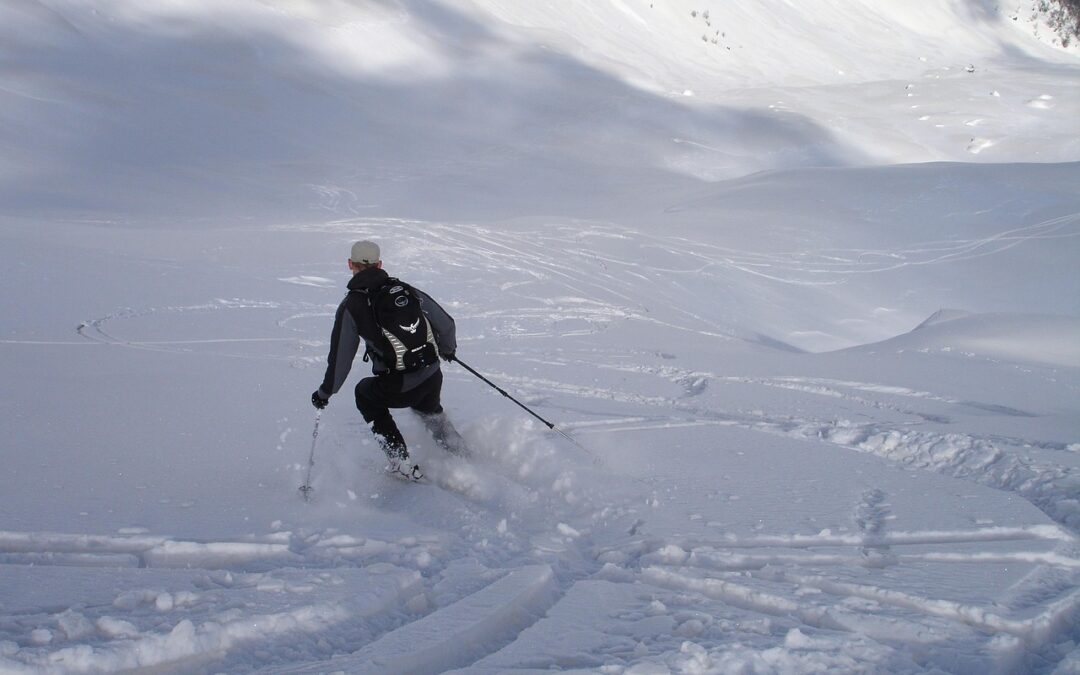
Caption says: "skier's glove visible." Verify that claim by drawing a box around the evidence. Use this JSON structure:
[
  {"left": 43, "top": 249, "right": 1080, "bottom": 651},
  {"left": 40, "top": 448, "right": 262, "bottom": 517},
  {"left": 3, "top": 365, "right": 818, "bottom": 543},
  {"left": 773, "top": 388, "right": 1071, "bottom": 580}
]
[
  {"left": 311, "top": 390, "right": 329, "bottom": 410},
  {"left": 440, "top": 351, "right": 456, "bottom": 363}
]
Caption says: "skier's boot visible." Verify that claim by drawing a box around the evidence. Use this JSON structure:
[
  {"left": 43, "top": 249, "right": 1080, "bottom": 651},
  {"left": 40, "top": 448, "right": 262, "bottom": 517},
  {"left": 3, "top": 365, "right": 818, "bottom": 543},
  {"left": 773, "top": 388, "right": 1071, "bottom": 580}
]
[
  {"left": 373, "top": 415, "right": 423, "bottom": 481},
  {"left": 386, "top": 452, "right": 424, "bottom": 481}
]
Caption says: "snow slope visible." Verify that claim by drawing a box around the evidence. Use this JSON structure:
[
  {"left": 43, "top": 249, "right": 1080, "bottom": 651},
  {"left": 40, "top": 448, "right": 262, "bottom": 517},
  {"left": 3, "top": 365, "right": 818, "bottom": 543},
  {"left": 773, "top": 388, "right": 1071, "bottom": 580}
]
[
  {"left": 2, "top": 0, "right": 1078, "bottom": 221},
  {"left": 2, "top": 0, "right": 1079, "bottom": 673}
]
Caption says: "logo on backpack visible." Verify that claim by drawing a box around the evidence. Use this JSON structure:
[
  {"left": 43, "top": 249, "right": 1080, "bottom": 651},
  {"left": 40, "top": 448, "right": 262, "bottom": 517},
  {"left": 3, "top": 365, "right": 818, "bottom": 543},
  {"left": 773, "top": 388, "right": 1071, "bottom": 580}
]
[{"left": 366, "top": 279, "right": 439, "bottom": 373}]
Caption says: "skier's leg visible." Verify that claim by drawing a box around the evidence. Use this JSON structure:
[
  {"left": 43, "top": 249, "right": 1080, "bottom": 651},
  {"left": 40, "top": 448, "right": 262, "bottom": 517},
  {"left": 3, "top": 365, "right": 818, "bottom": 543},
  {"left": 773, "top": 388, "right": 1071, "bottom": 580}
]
[
  {"left": 356, "top": 377, "right": 407, "bottom": 458},
  {"left": 372, "top": 415, "right": 408, "bottom": 459},
  {"left": 410, "top": 369, "right": 444, "bottom": 416},
  {"left": 421, "top": 412, "right": 467, "bottom": 455},
  {"left": 412, "top": 371, "right": 467, "bottom": 455}
]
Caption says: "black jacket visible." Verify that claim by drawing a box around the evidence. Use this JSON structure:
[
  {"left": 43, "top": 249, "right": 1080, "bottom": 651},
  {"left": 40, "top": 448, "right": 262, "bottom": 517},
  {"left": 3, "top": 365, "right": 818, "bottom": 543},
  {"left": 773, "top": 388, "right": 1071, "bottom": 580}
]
[{"left": 318, "top": 267, "right": 456, "bottom": 397}]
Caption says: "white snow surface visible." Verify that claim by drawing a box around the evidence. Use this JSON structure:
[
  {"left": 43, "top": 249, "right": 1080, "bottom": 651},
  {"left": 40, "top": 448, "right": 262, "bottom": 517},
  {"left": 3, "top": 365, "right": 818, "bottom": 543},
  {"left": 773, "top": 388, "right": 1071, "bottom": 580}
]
[{"left": 2, "top": 1, "right": 1079, "bottom": 673}]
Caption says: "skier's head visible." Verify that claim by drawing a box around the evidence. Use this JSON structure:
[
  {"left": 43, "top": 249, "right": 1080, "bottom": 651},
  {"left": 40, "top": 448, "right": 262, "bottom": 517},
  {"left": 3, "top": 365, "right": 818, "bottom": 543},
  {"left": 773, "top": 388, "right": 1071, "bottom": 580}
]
[{"left": 348, "top": 240, "right": 382, "bottom": 274}]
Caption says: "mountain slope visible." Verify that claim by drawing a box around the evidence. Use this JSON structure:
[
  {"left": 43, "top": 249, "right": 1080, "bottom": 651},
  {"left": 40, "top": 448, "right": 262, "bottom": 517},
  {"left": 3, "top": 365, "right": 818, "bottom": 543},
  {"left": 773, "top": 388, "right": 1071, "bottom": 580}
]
[
  {"left": 2, "top": 1, "right": 1080, "bottom": 673},
  {"left": 1, "top": 0, "right": 1077, "bottom": 223}
]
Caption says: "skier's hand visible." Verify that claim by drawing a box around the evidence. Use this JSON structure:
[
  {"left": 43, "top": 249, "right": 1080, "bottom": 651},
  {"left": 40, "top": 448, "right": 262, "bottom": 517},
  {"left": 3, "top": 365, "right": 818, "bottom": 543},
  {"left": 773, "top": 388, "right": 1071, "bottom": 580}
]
[
  {"left": 440, "top": 351, "right": 456, "bottom": 363},
  {"left": 311, "top": 390, "right": 329, "bottom": 410}
]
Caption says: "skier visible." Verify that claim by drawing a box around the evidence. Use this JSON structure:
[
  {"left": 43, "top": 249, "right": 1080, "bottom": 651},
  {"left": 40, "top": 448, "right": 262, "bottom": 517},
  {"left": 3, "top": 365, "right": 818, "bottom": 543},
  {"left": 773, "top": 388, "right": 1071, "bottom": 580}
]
[{"left": 311, "top": 240, "right": 461, "bottom": 480}]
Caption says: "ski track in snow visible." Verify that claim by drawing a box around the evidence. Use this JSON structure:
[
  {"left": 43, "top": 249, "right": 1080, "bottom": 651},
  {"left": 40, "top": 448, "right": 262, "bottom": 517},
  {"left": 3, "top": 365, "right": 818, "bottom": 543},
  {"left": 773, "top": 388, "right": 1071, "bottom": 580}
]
[
  {"left": 3, "top": 519, "right": 1078, "bottom": 673},
  {"left": 71, "top": 213, "right": 1080, "bottom": 353},
  {"left": 8, "top": 217, "right": 1075, "bottom": 672}
]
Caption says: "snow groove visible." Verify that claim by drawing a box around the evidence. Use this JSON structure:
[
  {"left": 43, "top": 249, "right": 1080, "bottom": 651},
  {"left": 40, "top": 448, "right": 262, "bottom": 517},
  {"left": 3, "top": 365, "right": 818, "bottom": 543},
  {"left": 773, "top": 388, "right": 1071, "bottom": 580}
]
[
  {"left": 274, "top": 565, "right": 558, "bottom": 674},
  {"left": 548, "top": 363, "right": 1080, "bottom": 534},
  {"left": 0, "top": 530, "right": 447, "bottom": 571},
  {"left": 778, "top": 569, "right": 1080, "bottom": 657},
  {"left": 611, "top": 513, "right": 1080, "bottom": 670},
  {"left": 638, "top": 547, "right": 1080, "bottom": 669},
  {"left": 0, "top": 564, "right": 424, "bottom": 674},
  {"left": 799, "top": 420, "right": 1080, "bottom": 532}
]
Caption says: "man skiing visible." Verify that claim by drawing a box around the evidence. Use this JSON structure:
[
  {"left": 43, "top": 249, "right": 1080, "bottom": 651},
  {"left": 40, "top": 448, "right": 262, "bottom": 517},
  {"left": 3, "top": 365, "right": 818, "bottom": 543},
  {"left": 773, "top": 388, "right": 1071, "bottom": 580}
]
[{"left": 311, "top": 240, "right": 460, "bottom": 480}]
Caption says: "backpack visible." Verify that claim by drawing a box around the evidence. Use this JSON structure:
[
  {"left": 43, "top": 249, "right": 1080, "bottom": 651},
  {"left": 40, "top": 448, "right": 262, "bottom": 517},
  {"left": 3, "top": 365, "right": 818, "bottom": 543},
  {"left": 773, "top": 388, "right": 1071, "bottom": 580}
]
[{"left": 365, "top": 279, "right": 439, "bottom": 373}]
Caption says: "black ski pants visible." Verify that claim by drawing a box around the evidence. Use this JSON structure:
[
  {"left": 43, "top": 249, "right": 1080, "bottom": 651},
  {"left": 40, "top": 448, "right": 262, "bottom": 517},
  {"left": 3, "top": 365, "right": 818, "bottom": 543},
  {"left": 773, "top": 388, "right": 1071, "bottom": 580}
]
[{"left": 355, "top": 369, "right": 443, "bottom": 456}]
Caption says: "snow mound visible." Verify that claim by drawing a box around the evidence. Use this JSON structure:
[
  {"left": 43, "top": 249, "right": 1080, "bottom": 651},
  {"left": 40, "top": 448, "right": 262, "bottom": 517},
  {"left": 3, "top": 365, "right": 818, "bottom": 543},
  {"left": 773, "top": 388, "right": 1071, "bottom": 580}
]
[
  {"left": 854, "top": 312, "right": 1080, "bottom": 367},
  {"left": 913, "top": 308, "right": 973, "bottom": 329}
]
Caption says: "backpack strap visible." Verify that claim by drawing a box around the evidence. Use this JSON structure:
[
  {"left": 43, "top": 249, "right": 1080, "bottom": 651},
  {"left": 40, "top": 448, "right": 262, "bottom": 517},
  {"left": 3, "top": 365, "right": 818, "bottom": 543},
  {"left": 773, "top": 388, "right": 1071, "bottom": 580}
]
[
  {"left": 350, "top": 285, "right": 381, "bottom": 364},
  {"left": 393, "top": 281, "right": 440, "bottom": 359}
]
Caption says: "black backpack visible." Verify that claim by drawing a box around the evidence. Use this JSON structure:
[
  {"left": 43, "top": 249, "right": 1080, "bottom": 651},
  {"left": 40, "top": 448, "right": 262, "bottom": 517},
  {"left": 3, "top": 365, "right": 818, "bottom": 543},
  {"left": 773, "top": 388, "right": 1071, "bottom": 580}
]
[{"left": 365, "top": 279, "right": 439, "bottom": 373}]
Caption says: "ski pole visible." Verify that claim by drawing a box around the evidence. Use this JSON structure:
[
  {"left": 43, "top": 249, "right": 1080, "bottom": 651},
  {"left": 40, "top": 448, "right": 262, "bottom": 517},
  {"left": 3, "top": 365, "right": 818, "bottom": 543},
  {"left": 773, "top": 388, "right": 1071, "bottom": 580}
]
[
  {"left": 299, "top": 410, "right": 321, "bottom": 502},
  {"left": 449, "top": 356, "right": 600, "bottom": 464}
]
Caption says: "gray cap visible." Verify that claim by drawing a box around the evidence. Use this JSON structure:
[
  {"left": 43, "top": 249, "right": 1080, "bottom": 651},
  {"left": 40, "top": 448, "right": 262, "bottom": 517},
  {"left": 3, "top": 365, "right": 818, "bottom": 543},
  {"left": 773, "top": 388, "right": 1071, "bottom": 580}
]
[{"left": 350, "top": 240, "right": 380, "bottom": 265}]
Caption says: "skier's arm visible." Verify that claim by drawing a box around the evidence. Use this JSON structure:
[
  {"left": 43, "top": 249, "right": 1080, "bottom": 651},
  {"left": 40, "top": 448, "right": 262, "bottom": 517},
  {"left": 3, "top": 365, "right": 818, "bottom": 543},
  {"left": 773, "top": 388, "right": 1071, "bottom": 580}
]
[
  {"left": 318, "top": 300, "right": 361, "bottom": 398},
  {"left": 416, "top": 289, "right": 456, "bottom": 356}
]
